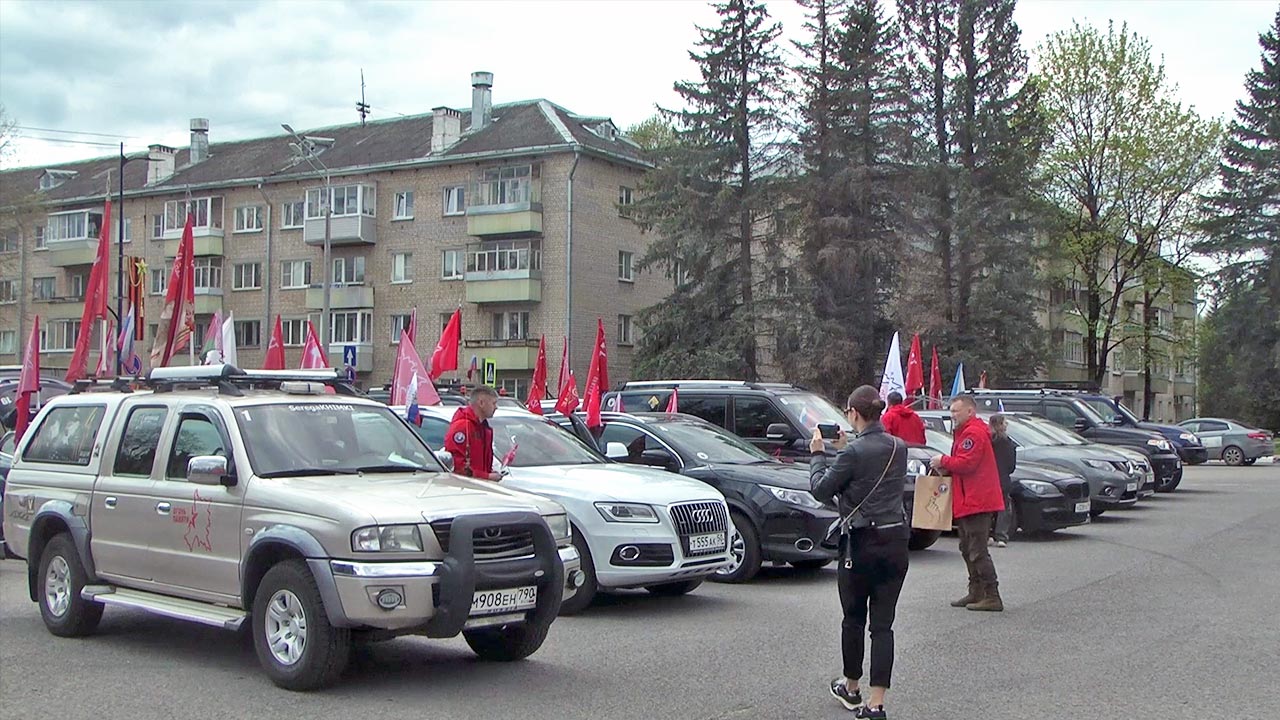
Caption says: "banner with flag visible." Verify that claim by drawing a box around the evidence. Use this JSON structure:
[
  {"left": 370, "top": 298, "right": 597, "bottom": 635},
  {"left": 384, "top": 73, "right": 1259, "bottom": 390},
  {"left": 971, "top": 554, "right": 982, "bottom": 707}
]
[
  {"left": 15, "top": 317, "right": 41, "bottom": 442},
  {"left": 300, "top": 320, "right": 328, "bottom": 369},
  {"left": 391, "top": 330, "right": 441, "bottom": 409},
  {"left": 118, "top": 305, "right": 142, "bottom": 376},
  {"left": 128, "top": 257, "right": 146, "bottom": 341},
  {"left": 430, "top": 308, "right": 461, "bottom": 379},
  {"left": 527, "top": 336, "right": 548, "bottom": 415},
  {"left": 928, "top": 346, "right": 943, "bottom": 409},
  {"left": 66, "top": 199, "right": 112, "bottom": 382},
  {"left": 951, "top": 362, "right": 967, "bottom": 399},
  {"left": 94, "top": 318, "right": 114, "bottom": 378},
  {"left": 555, "top": 371, "right": 580, "bottom": 415},
  {"left": 220, "top": 312, "right": 239, "bottom": 368},
  {"left": 905, "top": 334, "right": 924, "bottom": 400},
  {"left": 583, "top": 319, "right": 610, "bottom": 428},
  {"left": 264, "top": 315, "right": 285, "bottom": 370},
  {"left": 150, "top": 213, "right": 196, "bottom": 368},
  {"left": 878, "top": 331, "right": 905, "bottom": 401},
  {"left": 201, "top": 310, "right": 224, "bottom": 364},
  {"left": 665, "top": 386, "right": 679, "bottom": 413}
]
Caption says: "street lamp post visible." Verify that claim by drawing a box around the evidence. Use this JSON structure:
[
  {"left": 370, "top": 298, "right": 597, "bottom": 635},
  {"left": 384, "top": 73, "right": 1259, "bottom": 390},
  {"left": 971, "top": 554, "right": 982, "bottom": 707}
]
[{"left": 282, "top": 124, "right": 332, "bottom": 348}]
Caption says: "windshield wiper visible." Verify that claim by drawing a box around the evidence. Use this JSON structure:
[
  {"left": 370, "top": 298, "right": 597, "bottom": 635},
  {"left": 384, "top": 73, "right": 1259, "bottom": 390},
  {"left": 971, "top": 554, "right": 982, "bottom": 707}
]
[
  {"left": 353, "top": 464, "right": 436, "bottom": 474},
  {"left": 259, "top": 468, "right": 354, "bottom": 478}
]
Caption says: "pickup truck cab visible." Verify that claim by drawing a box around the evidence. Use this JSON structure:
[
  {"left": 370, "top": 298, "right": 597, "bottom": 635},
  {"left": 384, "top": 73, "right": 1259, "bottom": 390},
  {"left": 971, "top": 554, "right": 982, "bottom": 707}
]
[{"left": 1, "top": 366, "right": 580, "bottom": 691}]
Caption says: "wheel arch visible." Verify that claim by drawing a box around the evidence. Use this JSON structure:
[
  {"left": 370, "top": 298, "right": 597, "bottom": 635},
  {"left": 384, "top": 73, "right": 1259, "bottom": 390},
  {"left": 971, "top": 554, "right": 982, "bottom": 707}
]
[{"left": 27, "top": 501, "right": 92, "bottom": 602}]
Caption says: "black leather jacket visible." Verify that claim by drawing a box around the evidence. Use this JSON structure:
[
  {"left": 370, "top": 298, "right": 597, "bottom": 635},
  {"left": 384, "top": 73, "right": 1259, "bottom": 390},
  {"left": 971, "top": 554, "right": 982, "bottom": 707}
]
[{"left": 810, "top": 423, "right": 908, "bottom": 529}]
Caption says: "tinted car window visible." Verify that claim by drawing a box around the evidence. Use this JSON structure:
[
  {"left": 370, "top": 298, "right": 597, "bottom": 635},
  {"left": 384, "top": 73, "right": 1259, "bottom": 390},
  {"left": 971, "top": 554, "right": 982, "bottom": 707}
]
[
  {"left": 600, "top": 423, "right": 666, "bottom": 457},
  {"left": 733, "top": 396, "right": 789, "bottom": 439},
  {"left": 114, "top": 406, "right": 168, "bottom": 476},
  {"left": 167, "top": 415, "right": 226, "bottom": 480},
  {"left": 1043, "top": 402, "right": 1082, "bottom": 428},
  {"left": 1199, "top": 420, "right": 1229, "bottom": 432},
  {"left": 678, "top": 395, "right": 728, "bottom": 427},
  {"left": 23, "top": 405, "right": 106, "bottom": 466},
  {"left": 998, "top": 398, "right": 1041, "bottom": 413}
]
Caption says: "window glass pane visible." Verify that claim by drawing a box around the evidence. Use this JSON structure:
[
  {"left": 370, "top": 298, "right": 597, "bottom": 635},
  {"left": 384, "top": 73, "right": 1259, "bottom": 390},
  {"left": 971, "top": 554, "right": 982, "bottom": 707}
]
[
  {"left": 733, "top": 397, "right": 788, "bottom": 439},
  {"left": 167, "top": 416, "right": 226, "bottom": 480},
  {"left": 678, "top": 396, "right": 728, "bottom": 427},
  {"left": 23, "top": 405, "right": 106, "bottom": 466},
  {"left": 114, "top": 407, "right": 168, "bottom": 476}
]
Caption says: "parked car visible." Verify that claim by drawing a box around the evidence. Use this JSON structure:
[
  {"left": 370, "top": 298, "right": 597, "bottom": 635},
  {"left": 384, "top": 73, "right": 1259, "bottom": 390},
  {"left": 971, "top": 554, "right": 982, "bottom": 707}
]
[
  {"left": 1, "top": 431, "right": 13, "bottom": 551},
  {"left": 2, "top": 366, "right": 581, "bottom": 691},
  {"left": 1178, "top": 418, "right": 1275, "bottom": 466},
  {"left": 1070, "top": 392, "right": 1209, "bottom": 466},
  {"left": 401, "top": 405, "right": 734, "bottom": 614},
  {"left": 921, "top": 411, "right": 1140, "bottom": 516},
  {"left": 923, "top": 429, "right": 1091, "bottom": 535},
  {"left": 1017, "top": 417, "right": 1158, "bottom": 498},
  {"left": 967, "top": 389, "right": 1183, "bottom": 492}
]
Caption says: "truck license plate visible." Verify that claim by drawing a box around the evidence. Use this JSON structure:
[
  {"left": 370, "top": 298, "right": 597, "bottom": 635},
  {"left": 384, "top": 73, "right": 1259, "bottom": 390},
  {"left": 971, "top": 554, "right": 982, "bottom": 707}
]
[
  {"left": 689, "top": 533, "right": 726, "bottom": 553},
  {"left": 1074, "top": 501, "right": 1090, "bottom": 514},
  {"left": 471, "top": 586, "right": 537, "bottom": 616},
  {"left": 1126, "top": 482, "right": 1138, "bottom": 492}
]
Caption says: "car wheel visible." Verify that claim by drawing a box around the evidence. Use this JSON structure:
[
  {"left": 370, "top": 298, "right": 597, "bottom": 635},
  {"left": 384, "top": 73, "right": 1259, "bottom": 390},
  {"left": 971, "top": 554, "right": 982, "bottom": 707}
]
[
  {"left": 464, "top": 619, "right": 551, "bottom": 662},
  {"left": 711, "top": 512, "right": 762, "bottom": 584},
  {"left": 645, "top": 578, "right": 704, "bottom": 596},
  {"left": 1223, "top": 446, "right": 1245, "bottom": 466},
  {"left": 252, "top": 560, "right": 350, "bottom": 691},
  {"left": 908, "top": 529, "right": 941, "bottom": 551},
  {"left": 558, "top": 529, "right": 597, "bottom": 616},
  {"left": 1089, "top": 507, "right": 1105, "bottom": 518},
  {"left": 38, "top": 533, "right": 103, "bottom": 638},
  {"left": 789, "top": 559, "right": 832, "bottom": 571},
  {"left": 1243, "top": 458, "right": 1257, "bottom": 466}
]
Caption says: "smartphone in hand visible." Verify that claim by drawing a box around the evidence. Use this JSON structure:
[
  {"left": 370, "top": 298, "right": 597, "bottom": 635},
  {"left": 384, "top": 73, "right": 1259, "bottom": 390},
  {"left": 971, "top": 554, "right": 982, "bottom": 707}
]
[{"left": 817, "top": 423, "right": 841, "bottom": 440}]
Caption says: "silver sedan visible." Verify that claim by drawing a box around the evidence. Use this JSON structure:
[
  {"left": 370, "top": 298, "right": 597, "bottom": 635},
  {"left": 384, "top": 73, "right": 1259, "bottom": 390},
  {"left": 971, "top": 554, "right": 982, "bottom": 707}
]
[{"left": 1178, "top": 418, "right": 1274, "bottom": 466}]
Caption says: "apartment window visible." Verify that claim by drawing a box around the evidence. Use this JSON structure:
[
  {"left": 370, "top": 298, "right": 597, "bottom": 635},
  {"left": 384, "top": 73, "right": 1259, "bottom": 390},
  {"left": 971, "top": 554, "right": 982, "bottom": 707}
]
[
  {"left": 330, "top": 311, "right": 373, "bottom": 344},
  {"left": 281, "top": 200, "right": 305, "bottom": 229},
  {"left": 282, "top": 260, "right": 312, "bottom": 289},
  {"left": 35, "top": 225, "right": 46, "bottom": 249},
  {"left": 150, "top": 266, "right": 170, "bottom": 295},
  {"left": 672, "top": 260, "right": 690, "bottom": 289},
  {"left": 475, "top": 164, "right": 535, "bottom": 206},
  {"left": 618, "top": 186, "right": 634, "bottom": 217},
  {"left": 235, "top": 320, "right": 261, "bottom": 348},
  {"left": 498, "top": 378, "right": 529, "bottom": 401},
  {"left": 0, "top": 330, "right": 15, "bottom": 354},
  {"left": 193, "top": 257, "right": 222, "bottom": 291},
  {"left": 1, "top": 234, "right": 17, "bottom": 253},
  {"left": 491, "top": 311, "right": 530, "bottom": 340},
  {"left": 33, "top": 277, "right": 56, "bottom": 300},
  {"left": 0, "top": 279, "right": 17, "bottom": 303},
  {"left": 69, "top": 272, "right": 88, "bottom": 300},
  {"left": 233, "top": 262, "right": 262, "bottom": 290},
  {"left": 151, "top": 214, "right": 163, "bottom": 240},
  {"left": 394, "top": 191, "right": 414, "bottom": 220},
  {"left": 389, "top": 251, "right": 409, "bottom": 281},
  {"left": 280, "top": 318, "right": 309, "bottom": 346},
  {"left": 440, "top": 313, "right": 454, "bottom": 331},
  {"left": 121, "top": 217, "right": 132, "bottom": 243},
  {"left": 306, "top": 184, "right": 375, "bottom": 219},
  {"left": 618, "top": 251, "right": 634, "bottom": 282},
  {"left": 148, "top": 324, "right": 158, "bottom": 339},
  {"left": 234, "top": 205, "right": 264, "bottom": 233},
  {"left": 332, "top": 256, "right": 366, "bottom": 286},
  {"left": 390, "top": 314, "right": 412, "bottom": 344},
  {"left": 163, "top": 197, "right": 223, "bottom": 233},
  {"left": 46, "top": 210, "right": 103, "bottom": 242},
  {"left": 1057, "top": 330, "right": 1085, "bottom": 365},
  {"left": 466, "top": 240, "right": 540, "bottom": 274},
  {"left": 441, "top": 249, "right": 463, "bottom": 279},
  {"left": 40, "top": 319, "right": 80, "bottom": 351},
  {"left": 617, "top": 314, "right": 634, "bottom": 345},
  {"left": 443, "top": 186, "right": 466, "bottom": 216}
]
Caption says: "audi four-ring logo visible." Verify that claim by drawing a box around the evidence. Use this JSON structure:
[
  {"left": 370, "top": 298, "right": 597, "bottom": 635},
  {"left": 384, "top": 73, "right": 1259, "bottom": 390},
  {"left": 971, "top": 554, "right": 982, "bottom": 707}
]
[
  {"left": 482, "top": 527, "right": 502, "bottom": 539},
  {"left": 692, "top": 508, "right": 714, "bottom": 524}
]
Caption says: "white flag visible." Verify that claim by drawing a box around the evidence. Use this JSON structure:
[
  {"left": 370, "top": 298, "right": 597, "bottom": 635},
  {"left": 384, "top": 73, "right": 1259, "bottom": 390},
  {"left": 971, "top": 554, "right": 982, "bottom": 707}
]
[
  {"left": 879, "top": 332, "right": 906, "bottom": 401},
  {"left": 220, "top": 311, "right": 239, "bottom": 368}
]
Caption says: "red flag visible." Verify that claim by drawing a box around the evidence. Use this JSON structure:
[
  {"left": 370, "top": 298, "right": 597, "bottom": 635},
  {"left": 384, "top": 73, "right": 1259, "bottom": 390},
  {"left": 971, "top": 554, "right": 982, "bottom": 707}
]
[
  {"left": 430, "top": 308, "right": 461, "bottom": 379},
  {"left": 527, "top": 336, "right": 548, "bottom": 415},
  {"left": 391, "top": 331, "right": 442, "bottom": 407},
  {"left": 15, "top": 317, "right": 41, "bottom": 442},
  {"left": 583, "top": 319, "right": 609, "bottom": 428},
  {"left": 406, "top": 307, "right": 418, "bottom": 347},
  {"left": 66, "top": 200, "right": 112, "bottom": 382},
  {"left": 300, "top": 320, "right": 329, "bottom": 368},
  {"left": 905, "top": 334, "right": 924, "bottom": 398},
  {"left": 264, "top": 315, "right": 286, "bottom": 370},
  {"left": 665, "top": 386, "right": 679, "bottom": 413},
  {"left": 150, "top": 213, "right": 196, "bottom": 367},
  {"left": 928, "top": 346, "right": 943, "bottom": 409},
  {"left": 556, "top": 336, "right": 569, "bottom": 393},
  {"left": 555, "top": 371, "right": 580, "bottom": 415},
  {"left": 979, "top": 371, "right": 988, "bottom": 389}
]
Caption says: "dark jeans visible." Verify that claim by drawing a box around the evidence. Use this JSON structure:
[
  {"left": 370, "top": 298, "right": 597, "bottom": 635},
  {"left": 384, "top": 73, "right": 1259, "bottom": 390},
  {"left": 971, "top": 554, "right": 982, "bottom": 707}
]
[
  {"left": 991, "top": 489, "right": 1014, "bottom": 542},
  {"left": 837, "top": 526, "right": 909, "bottom": 687},
  {"left": 956, "top": 513, "right": 1000, "bottom": 592}
]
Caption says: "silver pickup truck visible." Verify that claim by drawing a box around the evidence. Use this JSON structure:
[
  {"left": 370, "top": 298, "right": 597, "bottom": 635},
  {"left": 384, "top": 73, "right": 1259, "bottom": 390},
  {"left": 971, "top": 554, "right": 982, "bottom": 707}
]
[{"left": 1, "top": 366, "right": 582, "bottom": 690}]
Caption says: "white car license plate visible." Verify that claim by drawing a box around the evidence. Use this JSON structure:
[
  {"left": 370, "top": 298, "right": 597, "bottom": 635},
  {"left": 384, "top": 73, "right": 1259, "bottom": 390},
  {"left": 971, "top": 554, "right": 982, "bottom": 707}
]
[
  {"left": 688, "top": 532, "right": 726, "bottom": 553},
  {"left": 1074, "top": 501, "right": 1091, "bottom": 514},
  {"left": 471, "top": 586, "right": 537, "bottom": 617},
  {"left": 1126, "top": 482, "right": 1138, "bottom": 492}
]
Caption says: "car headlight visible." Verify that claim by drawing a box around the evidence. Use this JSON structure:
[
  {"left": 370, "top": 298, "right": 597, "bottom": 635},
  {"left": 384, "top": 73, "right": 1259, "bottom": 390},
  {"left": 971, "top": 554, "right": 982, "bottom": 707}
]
[
  {"left": 595, "top": 502, "right": 660, "bottom": 523},
  {"left": 763, "top": 485, "right": 826, "bottom": 510},
  {"left": 352, "top": 525, "right": 423, "bottom": 552},
  {"left": 907, "top": 459, "right": 928, "bottom": 477},
  {"left": 1082, "top": 458, "right": 1112, "bottom": 470},
  {"left": 1021, "top": 480, "right": 1061, "bottom": 497},
  {"left": 543, "top": 513, "right": 571, "bottom": 542},
  {"left": 1147, "top": 438, "right": 1170, "bottom": 451},
  {"left": 1179, "top": 433, "right": 1197, "bottom": 443}
]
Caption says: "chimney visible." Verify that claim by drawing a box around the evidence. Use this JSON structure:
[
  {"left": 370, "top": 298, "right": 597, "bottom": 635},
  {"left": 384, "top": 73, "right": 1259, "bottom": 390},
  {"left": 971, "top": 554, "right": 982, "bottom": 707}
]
[
  {"left": 189, "top": 118, "right": 210, "bottom": 164},
  {"left": 471, "top": 71, "right": 494, "bottom": 131},
  {"left": 431, "top": 106, "right": 462, "bottom": 153},
  {"left": 147, "top": 144, "right": 176, "bottom": 185}
]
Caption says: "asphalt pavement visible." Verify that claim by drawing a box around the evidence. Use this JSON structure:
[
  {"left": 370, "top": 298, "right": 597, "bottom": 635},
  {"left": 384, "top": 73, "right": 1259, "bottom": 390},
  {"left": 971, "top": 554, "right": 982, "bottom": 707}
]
[{"left": 2, "top": 462, "right": 1277, "bottom": 720}]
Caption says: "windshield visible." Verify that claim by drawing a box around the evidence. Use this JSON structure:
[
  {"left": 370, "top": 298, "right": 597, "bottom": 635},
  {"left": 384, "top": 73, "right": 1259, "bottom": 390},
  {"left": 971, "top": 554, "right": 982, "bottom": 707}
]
[
  {"left": 1079, "top": 397, "right": 1134, "bottom": 425},
  {"left": 657, "top": 420, "right": 775, "bottom": 464},
  {"left": 776, "top": 392, "right": 852, "bottom": 432},
  {"left": 925, "top": 428, "right": 952, "bottom": 454},
  {"left": 1020, "top": 416, "right": 1090, "bottom": 446},
  {"left": 235, "top": 403, "right": 440, "bottom": 477},
  {"left": 1003, "top": 417, "right": 1067, "bottom": 448},
  {"left": 490, "top": 416, "right": 603, "bottom": 467}
]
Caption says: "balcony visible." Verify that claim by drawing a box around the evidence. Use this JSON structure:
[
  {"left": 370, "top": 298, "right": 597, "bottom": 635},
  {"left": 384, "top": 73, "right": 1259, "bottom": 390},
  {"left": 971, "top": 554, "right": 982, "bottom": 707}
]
[
  {"left": 164, "top": 234, "right": 223, "bottom": 258},
  {"left": 44, "top": 209, "right": 104, "bottom": 266},
  {"left": 304, "top": 214, "right": 377, "bottom": 247},
  {"left": 306, "top": 284, "right": 374, "bottom": 310},
  {"left": 193, "top": 288, "right": 223, "bottom": 315},
  {"left": 326, "top": 343, "right": 372, "bottom": 373},
  {"left": 466, "top": 176, "right": 543, "bottom": 237},
  {"left": 464, "top": 241, "right": 542, "bottom": 304},
  {"left": 463, "top": 338, "right": 540, "bottom": 371},
  {"left": 41, "top": 296, "right": 88, "bottom": 320}
]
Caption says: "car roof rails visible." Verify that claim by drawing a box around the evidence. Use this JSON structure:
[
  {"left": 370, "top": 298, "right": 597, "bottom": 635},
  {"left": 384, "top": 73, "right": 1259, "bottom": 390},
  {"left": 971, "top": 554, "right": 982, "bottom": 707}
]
[
  {"left": 68, "top": 377, "right": 137, "bottom": 395},
  {"left": 1002, "top": 380, "right": 1103, "bottom": 393},
  {"left": 145, "top": 364, "right": 361, "bottom": 397},
  {"left": 620, "top": 379, "right": 806, "bottom": 391}
]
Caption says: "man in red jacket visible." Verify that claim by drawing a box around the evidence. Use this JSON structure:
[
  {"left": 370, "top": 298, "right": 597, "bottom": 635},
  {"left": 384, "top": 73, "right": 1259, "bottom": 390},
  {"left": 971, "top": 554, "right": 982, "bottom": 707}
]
[
  {"left": 930, "top": 395, "right": 1005, "bottom": 611},
  {"left": 881, "top": 391, "right": 927, "bottom": 445},
  {"left": 445, "top": 385, "right": 501, "bottom": 481}
]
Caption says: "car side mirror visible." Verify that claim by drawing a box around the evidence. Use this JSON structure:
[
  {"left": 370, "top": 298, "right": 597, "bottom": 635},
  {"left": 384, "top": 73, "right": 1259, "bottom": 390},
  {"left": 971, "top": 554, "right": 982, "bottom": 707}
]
[
  {"left": 640, "top": 449, "right": 679, "bottom": 472},
  {"left": 765, "top": 423, "right": 796, "bottom": 441},
  {"left": 188, "top": 455, "right": 234, "bottom": 487},
  {"left": 1110, "top": 415, "right": 1125, "bottom": 426},
  {"left": 1073, "top": 418, "right": 1090, "bottom": 431},
  {"left": 605, "top": 442, "right": 630, "bottom": 460},
  {"left": 434, "top": 449, "right": 455, "bottom": 472}
]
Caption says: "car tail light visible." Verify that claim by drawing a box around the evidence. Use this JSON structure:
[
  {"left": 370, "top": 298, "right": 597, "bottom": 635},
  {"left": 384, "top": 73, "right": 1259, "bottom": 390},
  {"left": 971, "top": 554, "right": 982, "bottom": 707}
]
[{"left": 1247, "top": 432, "right": 1270, "bottom": 440}]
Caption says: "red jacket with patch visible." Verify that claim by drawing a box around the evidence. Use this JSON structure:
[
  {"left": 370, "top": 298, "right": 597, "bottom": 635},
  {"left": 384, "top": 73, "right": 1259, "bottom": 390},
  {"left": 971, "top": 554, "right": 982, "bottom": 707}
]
[
  {"left": 939, "top": 416, "right": 1005, "bottom": 518},
  {"left": 445, "top": 406, "right": 494, "bottom": 479},
  {"left": 882, "top": 403, "right": 927, "bottom": 445}
]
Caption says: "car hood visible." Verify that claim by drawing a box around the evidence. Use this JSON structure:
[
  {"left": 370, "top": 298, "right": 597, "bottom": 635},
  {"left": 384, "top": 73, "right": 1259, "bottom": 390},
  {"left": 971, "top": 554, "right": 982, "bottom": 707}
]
[
  {"left": 691, "top": 461, "right": 813, "bottom": 491},
  {"left": 498, "top": 463, "right": 723, "bottom": 505},
  {"left": 1138, "top": 421, "right": 1201, "bottom": 445},
  {"left": 252, "top": 471, "right": 562, "bottom": 525},
  {"left": 1013, "top": 461, "right": 1081, "bottom": 484}
]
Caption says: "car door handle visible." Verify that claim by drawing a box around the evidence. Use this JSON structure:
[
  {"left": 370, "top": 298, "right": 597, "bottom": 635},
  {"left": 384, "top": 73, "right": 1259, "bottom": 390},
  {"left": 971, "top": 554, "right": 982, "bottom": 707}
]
[
  {"left": 156, "top": 502, "right": 172, "bottom": 515},
  {"left": 104, "top": 497, "right": 118, "bottom": 509}
]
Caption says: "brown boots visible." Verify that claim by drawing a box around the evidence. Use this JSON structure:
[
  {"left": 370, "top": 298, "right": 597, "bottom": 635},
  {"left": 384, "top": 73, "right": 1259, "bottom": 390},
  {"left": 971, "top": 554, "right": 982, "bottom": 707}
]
[
  {"left": 965, "top": 584, "right": 1004, "bottom": 612},
  {"left": 950, "top": 583, "right": 979, "bottom": 608}
]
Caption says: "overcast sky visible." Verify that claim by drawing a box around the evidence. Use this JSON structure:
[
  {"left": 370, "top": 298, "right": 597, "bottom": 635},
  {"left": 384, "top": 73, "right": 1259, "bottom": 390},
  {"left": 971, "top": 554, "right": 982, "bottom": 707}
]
[{"left": 0, "top": 0, "right": 1273, "bottom": 169}]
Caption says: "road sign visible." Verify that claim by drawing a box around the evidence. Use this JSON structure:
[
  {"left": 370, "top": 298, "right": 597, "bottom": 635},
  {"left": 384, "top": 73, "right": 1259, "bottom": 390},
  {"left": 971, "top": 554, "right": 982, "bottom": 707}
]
[
  {"left": 483, "top": 358, "right": 497, "bottom": 385},
  {"left": 345, "top": 365, "right": 356, "bottom": 382},
  {"left": 343, "top": 345, "right": 357, "bottom": 367}
]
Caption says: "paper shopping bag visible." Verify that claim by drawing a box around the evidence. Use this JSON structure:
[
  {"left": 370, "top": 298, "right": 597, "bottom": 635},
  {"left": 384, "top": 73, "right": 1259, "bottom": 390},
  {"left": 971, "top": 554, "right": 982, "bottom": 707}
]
[{"left": 911, "top": 474, "right": 953, "bottom": 531}]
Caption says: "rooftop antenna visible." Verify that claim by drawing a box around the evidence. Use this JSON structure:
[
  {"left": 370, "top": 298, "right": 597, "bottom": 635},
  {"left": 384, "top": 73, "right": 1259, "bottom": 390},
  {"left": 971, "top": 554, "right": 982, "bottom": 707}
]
[{"left": 356, "top": 69, "right": 370, "bottom": 126}]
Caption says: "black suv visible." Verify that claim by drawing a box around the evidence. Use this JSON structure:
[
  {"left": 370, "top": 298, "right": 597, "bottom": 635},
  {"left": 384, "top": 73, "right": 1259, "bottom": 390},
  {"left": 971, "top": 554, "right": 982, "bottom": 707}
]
[{"left": 967, "top": 389, "right": 1183, "bottom": 492}]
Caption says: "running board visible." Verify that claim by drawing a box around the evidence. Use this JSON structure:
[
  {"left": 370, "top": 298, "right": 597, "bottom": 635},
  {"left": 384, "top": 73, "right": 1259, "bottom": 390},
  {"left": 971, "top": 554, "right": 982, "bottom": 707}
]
[{"left": 81, "top": 586, "right": 247, "bottom": 631}]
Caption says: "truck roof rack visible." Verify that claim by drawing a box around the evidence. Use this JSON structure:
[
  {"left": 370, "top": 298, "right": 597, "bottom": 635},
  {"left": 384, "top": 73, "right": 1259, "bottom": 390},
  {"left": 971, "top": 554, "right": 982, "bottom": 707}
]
[
  {"left": 145, "top": 365, "right": 361, "bottom": 397},
  {"left": 1002, "top": 380, "right": 1103, "bottom": 393},
  {"left": 620, "top": 380, "right": 807, "bottom": 391}
]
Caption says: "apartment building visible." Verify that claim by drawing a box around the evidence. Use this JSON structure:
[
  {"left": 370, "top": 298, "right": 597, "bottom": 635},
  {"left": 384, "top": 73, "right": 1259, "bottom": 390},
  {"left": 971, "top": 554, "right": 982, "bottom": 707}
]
[{"left": 0, "top": 72, "right": 666, "bottom": 398}]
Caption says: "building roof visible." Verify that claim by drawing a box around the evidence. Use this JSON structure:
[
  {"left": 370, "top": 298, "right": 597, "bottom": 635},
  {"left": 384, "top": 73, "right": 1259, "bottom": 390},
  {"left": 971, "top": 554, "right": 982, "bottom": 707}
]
[{"left": 0, "top": 98, "right": 650, "bottom": 210}]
